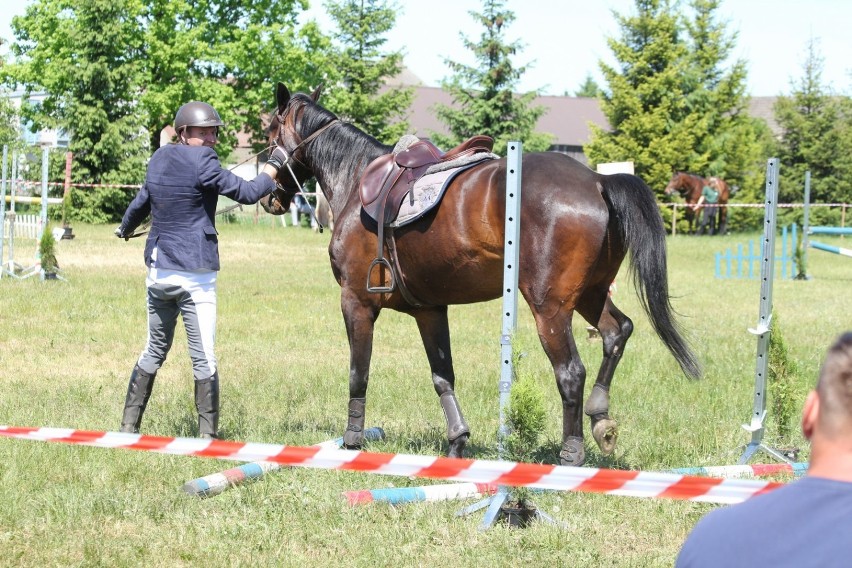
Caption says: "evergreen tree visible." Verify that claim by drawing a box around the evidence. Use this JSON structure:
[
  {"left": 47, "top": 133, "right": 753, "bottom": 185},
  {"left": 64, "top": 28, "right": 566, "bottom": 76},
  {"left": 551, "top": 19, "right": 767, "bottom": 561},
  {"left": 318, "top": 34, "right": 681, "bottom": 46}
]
[
  {"left": 322, "top": 0, "right": 412, "bottom": 143},
  {"left": 584, "top": 0, "right": 694, "bottom": 189},
  {"left": 585, "top": 0, "right": 768, "bottom": 206},
  {"left": 774, "top": 39, "right": 852, "bottom": 215},
  {"left": 433, "top": 0, "right": 551, "bottom": 155},
  {"left": 574, "top": 74, "right": 602, "bottom": 98},
  {"left": 684, "top": 0, "right": 764, "bottom": 182}
]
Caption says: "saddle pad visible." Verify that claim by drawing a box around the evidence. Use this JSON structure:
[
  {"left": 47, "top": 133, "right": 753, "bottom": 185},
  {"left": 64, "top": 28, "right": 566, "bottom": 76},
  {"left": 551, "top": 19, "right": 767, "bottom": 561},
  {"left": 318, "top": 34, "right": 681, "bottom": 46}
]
[{"left": 391, "top": 161, "right": 484, "bottom": 228}]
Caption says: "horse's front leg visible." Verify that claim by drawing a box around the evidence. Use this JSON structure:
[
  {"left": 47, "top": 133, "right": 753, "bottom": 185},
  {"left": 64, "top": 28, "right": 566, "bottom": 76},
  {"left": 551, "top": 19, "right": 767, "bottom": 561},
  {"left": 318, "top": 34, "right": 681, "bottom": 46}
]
[
  {"left": 341, "top": 290, "right": 380, "bottom": 449},
  {"left": 413, "top": 306, "right": 470, "bottom": 458}
]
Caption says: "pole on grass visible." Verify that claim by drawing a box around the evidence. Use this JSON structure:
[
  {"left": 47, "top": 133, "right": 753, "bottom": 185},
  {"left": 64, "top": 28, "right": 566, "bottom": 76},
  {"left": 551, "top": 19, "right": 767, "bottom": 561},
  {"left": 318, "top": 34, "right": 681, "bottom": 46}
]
[
  {"left": 739, "top": 158, "right": 793, "bottom": 466},
  {"left": 457, "top": 141, "right": 530, "bottom": 530}
]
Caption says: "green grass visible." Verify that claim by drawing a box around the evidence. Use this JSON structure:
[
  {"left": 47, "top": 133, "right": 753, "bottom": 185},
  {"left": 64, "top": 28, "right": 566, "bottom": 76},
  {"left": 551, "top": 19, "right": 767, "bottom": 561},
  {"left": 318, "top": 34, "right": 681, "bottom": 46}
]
[{"left": 0, "top": 222, "right": 849, "bottom": 567}]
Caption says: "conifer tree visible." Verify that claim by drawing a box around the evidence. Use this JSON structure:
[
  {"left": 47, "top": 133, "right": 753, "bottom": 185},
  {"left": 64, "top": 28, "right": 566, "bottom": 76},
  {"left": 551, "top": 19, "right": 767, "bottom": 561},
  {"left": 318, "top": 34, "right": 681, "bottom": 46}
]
[
  {"left": 774, "top": 39, "right": 852, "bottom": 211},
  {"left": 683, "top": 0, "right": 766, "bottom": 202},
  {"left": 574, "top": 74, "right": 602, "bottom": 98},
  {"left": 323, "top": 0, "right": 412, "bottom": 143},
  {"left": 584, "top": 0, "right": 693, "bottom": 189},
  {"left": 433, "top": 0, "right": 551, "bottom": 154},
  {"left": 585, "top": 0, "right": 768, "bottom": 203}
]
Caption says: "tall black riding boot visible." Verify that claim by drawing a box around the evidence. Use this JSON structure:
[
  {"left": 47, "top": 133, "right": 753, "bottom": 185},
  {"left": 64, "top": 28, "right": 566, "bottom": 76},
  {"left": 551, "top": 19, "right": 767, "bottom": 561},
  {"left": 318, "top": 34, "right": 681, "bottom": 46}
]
[
  {"left": 120, "top": 365, "right": 156, "bottom": 433},
  {"left": 195, "top": 374, "right": 220, "bottom": 439}
]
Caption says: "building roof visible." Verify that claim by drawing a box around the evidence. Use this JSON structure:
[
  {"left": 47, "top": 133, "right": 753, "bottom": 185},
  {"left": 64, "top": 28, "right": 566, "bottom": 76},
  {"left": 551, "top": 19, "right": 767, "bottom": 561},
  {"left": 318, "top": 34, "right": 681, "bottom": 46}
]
[
  {"left": 401, "top": 86, "right": 609, "bottom": 148},
  {"left": 396, "top": 79, "right": 776, "bottom": 148}
]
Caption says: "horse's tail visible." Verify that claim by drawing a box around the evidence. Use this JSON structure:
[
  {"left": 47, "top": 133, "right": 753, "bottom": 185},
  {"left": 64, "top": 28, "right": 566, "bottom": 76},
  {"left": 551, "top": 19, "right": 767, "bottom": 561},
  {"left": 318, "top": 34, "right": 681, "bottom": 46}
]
[{"left": 601, "top": 173, "right": 702, "bottom": 379}]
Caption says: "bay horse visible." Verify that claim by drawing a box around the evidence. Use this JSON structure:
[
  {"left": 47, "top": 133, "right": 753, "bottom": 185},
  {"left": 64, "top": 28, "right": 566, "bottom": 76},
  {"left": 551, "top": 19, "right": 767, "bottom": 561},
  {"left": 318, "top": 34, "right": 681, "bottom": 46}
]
[
  {"left": 262, "top": 83, "right": 700, "bottom": 467},
  {"left": 664, "top": 172, "right": 730, "bottom": 235}
]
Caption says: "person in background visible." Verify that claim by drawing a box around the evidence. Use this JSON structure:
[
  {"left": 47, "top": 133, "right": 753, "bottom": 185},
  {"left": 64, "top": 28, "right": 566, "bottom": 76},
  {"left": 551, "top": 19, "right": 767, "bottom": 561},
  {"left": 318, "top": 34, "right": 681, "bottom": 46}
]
[
  {"left": 115, "top": 101, "right": 288, "bottom": 438},
  {"left": 289, "top": 193, "right": 312, "bottom": 227},
  {"left": 693, "top": 179, "right": 719, "bottom": 235},
  {"left": 676, "top": 331, "right": 852, "bottom": 567}
]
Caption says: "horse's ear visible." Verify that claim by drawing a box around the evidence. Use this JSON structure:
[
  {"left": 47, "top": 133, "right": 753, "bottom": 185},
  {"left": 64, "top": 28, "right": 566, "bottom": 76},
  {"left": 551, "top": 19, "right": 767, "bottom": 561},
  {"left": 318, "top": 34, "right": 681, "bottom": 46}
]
[
  {"left": 310, "top": 83, "right": 324, "bottom": 102},
  {"left": 276, "top": 82, "right": 291, "bottom": 112}
]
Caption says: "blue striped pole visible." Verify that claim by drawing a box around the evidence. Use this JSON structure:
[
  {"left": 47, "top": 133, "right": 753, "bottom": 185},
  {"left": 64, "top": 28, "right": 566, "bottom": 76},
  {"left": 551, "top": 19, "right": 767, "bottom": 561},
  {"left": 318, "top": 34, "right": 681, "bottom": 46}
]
[
  {"left": 810, "top": 240, "right": 852, "bottom": 258},
  {"left": 809, "top": 226, "right": 852, "bottom": 236}
]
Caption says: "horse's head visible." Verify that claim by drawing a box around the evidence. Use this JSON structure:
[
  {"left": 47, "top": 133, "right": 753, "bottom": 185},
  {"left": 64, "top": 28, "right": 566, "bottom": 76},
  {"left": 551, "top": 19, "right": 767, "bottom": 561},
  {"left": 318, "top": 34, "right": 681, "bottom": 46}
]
[
  {"left": 259, "top": 83, "right": 327, "bottom": 215},
  {"left": 664, "top": 172, "right": 685, "bottom": 196}
]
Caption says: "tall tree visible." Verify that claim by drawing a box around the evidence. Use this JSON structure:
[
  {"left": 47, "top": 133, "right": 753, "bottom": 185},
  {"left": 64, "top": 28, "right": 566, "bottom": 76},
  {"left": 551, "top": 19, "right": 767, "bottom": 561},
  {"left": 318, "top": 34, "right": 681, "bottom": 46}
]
[
  {"left": 2, "top": 0, "right": 327, "bottom": 221},
  {"left": 0, "top": 40, "right": 20, "bottom": 149},
  {"left": 584, "top": 0, "right": 694, "bottom": 189},
  {"left": 4, "top": 0, "right": 148, "bottom": 222},
  {"left": 774, "top": 39, "right": 852, "bottom": 210},
  {"left": 321, "top": 0, "right": 412, "bottom": 143},
  {"left": 574, "top": 74, "right": 602, "bottom": 98},
  {"left": 433, "top": 0, "right": 551, "bottom": 154},
  {"left": 682, "top": 0, "right": 765, "bottom": 201},
  {"left": 585, "top": 0, "right": 768, "bottom": 201}
]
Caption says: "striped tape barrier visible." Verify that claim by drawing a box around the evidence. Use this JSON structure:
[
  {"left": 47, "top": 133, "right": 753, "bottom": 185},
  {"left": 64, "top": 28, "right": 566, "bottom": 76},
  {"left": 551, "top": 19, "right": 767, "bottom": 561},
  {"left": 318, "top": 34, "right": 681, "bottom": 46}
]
[
  {"left": 343, "top": 463, "right": 805, "bottom": 506},
  {"left": 0, "top": 426, "right": 783, "bottom": 505},
  {"left": 182, "top": 427, "right": 385, "bottom": 497}
]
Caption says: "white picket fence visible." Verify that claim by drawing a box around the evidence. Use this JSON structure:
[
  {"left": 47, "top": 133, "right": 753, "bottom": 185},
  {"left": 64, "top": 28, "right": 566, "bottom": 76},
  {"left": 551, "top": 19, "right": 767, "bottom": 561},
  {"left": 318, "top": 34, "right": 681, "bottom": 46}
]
[{"left": 2, "top": 214, "right": 42, "bottom": 240}]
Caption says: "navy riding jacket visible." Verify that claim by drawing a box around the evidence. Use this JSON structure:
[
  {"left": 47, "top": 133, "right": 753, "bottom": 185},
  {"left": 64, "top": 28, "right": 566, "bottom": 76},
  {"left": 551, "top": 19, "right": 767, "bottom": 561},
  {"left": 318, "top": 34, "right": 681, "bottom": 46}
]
[{"left": 120, "top": 144, "right": 276, "bottom": 271}]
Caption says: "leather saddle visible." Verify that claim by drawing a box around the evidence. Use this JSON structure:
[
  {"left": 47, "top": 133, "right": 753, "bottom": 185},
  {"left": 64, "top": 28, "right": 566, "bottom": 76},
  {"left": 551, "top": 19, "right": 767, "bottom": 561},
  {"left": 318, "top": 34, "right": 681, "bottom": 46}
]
[
  {"left": 360, "top": 135, "right": 494, "bottom": 224},
  {"left": 358, "top": 135, "right": 494, "bottom": 300}
]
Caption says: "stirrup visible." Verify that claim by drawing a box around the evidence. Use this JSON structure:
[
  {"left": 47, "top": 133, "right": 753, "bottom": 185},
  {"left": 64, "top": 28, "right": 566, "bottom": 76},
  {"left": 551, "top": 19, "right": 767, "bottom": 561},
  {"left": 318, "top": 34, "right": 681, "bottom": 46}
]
[{"left": 366, "top": 257, "right": 395, "bottom": 293}]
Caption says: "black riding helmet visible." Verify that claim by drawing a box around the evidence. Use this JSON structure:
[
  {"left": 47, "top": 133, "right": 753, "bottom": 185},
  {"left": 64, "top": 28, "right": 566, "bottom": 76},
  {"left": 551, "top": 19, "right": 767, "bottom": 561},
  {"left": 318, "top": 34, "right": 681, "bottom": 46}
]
[{"left": 174, "top": 101, "right": 224, "bottom": 140}]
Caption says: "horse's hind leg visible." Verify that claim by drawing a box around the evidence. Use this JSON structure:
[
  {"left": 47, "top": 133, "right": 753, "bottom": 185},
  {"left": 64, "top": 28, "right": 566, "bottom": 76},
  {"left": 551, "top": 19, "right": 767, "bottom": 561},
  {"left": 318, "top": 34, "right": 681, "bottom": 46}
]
[
  {"left": 413, "top": 307, "right": 470, "bottom": 458},
  {"left": 578, "top": 292, "right": 633, "bottom": 456}
]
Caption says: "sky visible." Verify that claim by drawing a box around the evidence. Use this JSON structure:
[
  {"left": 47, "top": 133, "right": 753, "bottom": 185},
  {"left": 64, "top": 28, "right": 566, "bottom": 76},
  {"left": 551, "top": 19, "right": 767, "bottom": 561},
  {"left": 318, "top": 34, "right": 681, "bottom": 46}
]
[{"left": 1, "top": 0, "right": 850, "bottom": 97}]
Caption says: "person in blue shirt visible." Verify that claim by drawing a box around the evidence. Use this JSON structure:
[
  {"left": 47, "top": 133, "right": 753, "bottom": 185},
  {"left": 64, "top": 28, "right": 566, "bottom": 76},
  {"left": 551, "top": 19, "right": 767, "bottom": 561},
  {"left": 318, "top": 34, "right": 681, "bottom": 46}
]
[
  {"left": 115, "top": 101, "right": 287, "bottom": 438},
  {"left": 677, "top": 331, "right": 852, "bottom": 567}
]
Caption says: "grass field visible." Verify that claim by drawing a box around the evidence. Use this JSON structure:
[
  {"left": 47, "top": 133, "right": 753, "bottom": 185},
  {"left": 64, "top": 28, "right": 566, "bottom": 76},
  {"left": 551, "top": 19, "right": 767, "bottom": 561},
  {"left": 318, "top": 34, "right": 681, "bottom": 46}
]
[{"left": 0, "top": 217, "right": 849, "bottom": 567}]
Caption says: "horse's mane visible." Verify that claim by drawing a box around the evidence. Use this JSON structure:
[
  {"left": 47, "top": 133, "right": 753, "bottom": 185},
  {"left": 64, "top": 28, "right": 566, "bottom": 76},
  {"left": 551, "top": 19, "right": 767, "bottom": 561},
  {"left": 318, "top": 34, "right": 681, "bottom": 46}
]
[{"left": 292, "top": 93, "right": 390, "bottom": 174}]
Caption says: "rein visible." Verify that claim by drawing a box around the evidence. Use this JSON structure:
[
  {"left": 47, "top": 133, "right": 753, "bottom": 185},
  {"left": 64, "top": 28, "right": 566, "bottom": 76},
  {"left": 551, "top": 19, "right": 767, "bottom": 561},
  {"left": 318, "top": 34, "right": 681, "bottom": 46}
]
[{"left": 272, "top": 116, "right": 341, "bottom": 234}]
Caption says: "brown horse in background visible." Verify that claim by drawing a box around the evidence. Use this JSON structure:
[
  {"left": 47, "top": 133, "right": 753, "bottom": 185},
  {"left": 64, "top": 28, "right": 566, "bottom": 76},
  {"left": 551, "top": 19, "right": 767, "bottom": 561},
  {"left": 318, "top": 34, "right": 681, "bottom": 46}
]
[
  {"left": 261, "top": 83, "right": 700, "bottom": 467},
  {"left": 664, "top": 172, "right": 731, "bottom": 235}
]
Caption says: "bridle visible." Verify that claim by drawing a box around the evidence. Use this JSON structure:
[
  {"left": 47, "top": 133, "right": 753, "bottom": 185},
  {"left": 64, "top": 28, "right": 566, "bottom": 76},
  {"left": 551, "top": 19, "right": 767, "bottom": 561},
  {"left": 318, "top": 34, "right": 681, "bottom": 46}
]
[{"left": 268, "top": 100, "right": 340, "bottom": 232}]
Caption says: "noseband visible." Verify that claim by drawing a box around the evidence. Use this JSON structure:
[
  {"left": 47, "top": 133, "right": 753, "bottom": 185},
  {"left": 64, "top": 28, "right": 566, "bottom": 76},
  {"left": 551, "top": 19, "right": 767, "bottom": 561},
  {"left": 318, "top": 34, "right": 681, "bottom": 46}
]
[{"left": 269, "top": 104, "right": 339, "bottom": 232}]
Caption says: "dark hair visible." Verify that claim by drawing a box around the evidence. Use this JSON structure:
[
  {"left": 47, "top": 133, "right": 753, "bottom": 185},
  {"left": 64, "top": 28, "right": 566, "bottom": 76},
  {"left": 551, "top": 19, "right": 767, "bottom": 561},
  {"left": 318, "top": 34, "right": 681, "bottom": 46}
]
[{"left": 817, "top": 332, "right": 852, "bottom": 436}]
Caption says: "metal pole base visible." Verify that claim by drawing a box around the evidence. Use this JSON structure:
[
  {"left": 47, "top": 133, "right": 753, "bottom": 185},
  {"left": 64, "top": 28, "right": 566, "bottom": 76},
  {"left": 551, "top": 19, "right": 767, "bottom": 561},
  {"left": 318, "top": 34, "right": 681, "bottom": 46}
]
[
  {"left": 456, "top": 488, "right": 567, "bottom": 530},
  {"left": 738, "top": 441, "right": 795, "bottom": 466}
]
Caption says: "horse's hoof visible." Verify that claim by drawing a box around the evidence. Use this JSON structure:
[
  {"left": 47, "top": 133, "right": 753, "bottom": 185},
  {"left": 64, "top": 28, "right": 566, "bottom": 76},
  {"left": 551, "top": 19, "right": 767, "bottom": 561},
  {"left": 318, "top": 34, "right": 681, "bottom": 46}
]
[
  {"left": 342, "top": 430, "right": 364, "bottom": 449},
  {"left": 559, "top": 437, "right": 585, "bottom": 467},
  {"left": 592, "top": 417, "right": 618, "bottom": 456},
  {"left": 447, "top": 433, "right": 469, "bottom": 459}
]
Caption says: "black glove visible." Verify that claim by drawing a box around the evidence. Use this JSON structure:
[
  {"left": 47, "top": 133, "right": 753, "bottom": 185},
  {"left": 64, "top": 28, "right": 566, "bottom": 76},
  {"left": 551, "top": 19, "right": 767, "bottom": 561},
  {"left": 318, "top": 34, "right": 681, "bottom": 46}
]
[
  {"left": 114, "top": 225, "right": 130, "bottom": 241},
  {"left": 266, "top": 146, "right": 289, "bottom": 170}
]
